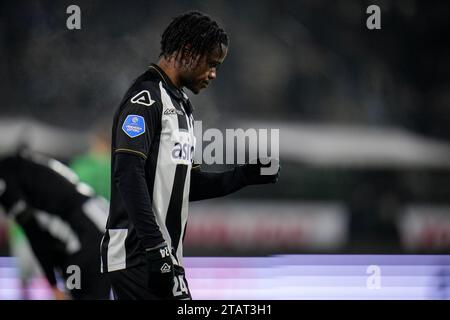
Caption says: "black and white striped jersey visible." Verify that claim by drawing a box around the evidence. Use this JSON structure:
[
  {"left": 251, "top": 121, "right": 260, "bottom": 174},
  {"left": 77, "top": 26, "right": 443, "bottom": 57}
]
[{"left": 101, "top": 64, "right": 197, "bottom": 272}]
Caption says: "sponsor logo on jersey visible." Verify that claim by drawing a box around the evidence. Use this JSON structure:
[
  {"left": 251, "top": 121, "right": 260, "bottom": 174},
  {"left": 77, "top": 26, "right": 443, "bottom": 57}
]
[
  {"left": 171, "top": 142, "right": 194, "bottom": 164},
  {"left": 130, "top": 90, "right": 155, "bottom": 106},
  {"left": 170, "top": 130, "right": 195, "bottom": 165},
  {"left": 122, "top": 115, "right": 145, "bottom": 138}
]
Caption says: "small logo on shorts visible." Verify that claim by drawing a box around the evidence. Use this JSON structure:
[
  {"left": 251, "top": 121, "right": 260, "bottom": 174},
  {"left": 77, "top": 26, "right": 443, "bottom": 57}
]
[{"left": 161, "top": 263, "right": 171, "bottom": 273}]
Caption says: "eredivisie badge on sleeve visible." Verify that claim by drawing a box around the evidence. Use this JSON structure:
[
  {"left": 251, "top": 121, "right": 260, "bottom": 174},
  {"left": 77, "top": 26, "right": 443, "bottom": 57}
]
[{"left": 122, "top": 115, "right": 146, "bottom": 138}]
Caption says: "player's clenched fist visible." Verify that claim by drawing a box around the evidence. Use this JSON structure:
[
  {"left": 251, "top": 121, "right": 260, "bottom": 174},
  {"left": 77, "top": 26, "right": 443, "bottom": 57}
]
[{"left": 238, "top": 158, "right": 280, "bottom": 185}]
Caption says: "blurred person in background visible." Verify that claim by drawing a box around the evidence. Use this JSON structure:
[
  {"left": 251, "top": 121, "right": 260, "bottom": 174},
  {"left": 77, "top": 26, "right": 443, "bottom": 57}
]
[
  {"left": 70, "top": 125, "right": 111, "bottom": 200},
  {"left": 0, "top": 148, "right": 111, "bottom": 299},
  {"left": 102, "top": 11, "right": 279, "bottom": 300}
]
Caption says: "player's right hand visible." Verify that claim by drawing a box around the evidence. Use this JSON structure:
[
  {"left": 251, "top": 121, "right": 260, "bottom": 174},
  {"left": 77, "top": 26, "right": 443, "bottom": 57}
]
[
  {"left": 145, "top": 243, "right": 175, "bottom": 299},
  {"left": 239, "top": 158, "right": 280, "bottom": 185}
]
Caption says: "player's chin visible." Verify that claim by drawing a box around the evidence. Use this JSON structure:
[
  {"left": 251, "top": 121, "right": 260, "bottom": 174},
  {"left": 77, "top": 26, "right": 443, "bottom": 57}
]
[{"left": 188, "top": 85, "right": 202, "bottom": 95}]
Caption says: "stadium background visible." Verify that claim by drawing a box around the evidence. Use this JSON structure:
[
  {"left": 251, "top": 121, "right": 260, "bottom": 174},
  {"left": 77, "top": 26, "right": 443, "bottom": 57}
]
[{"left": 1, "top": 0, "right": 450, "bottom": 299}]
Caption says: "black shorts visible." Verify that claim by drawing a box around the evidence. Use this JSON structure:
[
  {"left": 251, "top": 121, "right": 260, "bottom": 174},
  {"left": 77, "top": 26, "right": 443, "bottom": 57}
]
[{"left": 108, "top": 264, "right": 192, "bottom": 300}]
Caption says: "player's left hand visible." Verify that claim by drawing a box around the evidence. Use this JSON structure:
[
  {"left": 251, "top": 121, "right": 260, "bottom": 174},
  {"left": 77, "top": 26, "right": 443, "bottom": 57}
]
[{"left": 238, "top": 158, "right": 280, "bottom": 185}]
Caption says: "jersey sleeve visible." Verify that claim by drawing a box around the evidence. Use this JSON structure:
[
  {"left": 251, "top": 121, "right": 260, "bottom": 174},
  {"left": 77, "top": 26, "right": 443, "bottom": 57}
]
[
  {"left": 113, "top": 153, "right": 165, "bottom": 249},
  {"left": 114, "top": 86, "right": 162, "bottom": 160},
  {"left": 189, "top": 165, "right": 247, "bottom": 201}
]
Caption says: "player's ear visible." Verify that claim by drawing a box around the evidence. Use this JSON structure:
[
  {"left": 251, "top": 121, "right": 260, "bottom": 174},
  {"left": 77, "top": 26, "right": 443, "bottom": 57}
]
[{"left": 180, "top": 44, "right": 201, "bottom": 69}]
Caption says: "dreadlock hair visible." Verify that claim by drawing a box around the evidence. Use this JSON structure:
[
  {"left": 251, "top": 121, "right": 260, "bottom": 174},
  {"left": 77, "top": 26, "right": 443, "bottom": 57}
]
[{"left": 160, "top": 11, "right": 229, "bottom": 67}]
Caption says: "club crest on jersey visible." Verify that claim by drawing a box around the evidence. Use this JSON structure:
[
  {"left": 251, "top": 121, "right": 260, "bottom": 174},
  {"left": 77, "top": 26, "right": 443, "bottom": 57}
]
[
  {"left": 122, "top": 115, "right": 145, "bottom": 138},
  {"left": 130, "top": 90, "right": 155, "bottom": 106}
]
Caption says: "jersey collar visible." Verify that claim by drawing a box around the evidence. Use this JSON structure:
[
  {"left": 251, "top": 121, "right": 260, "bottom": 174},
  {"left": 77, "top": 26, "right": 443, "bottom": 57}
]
[
  {"left": 148, "top": 63, "right": 193, "bottom": 114},
  {"left": 148, "top": 64, "right": 188, "bottom": 102}
]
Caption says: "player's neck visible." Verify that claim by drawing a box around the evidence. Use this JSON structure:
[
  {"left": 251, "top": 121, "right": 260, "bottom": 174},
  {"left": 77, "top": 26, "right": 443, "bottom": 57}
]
[{"left": 156, "top": 58, "right": 183, "bottom": 89}]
